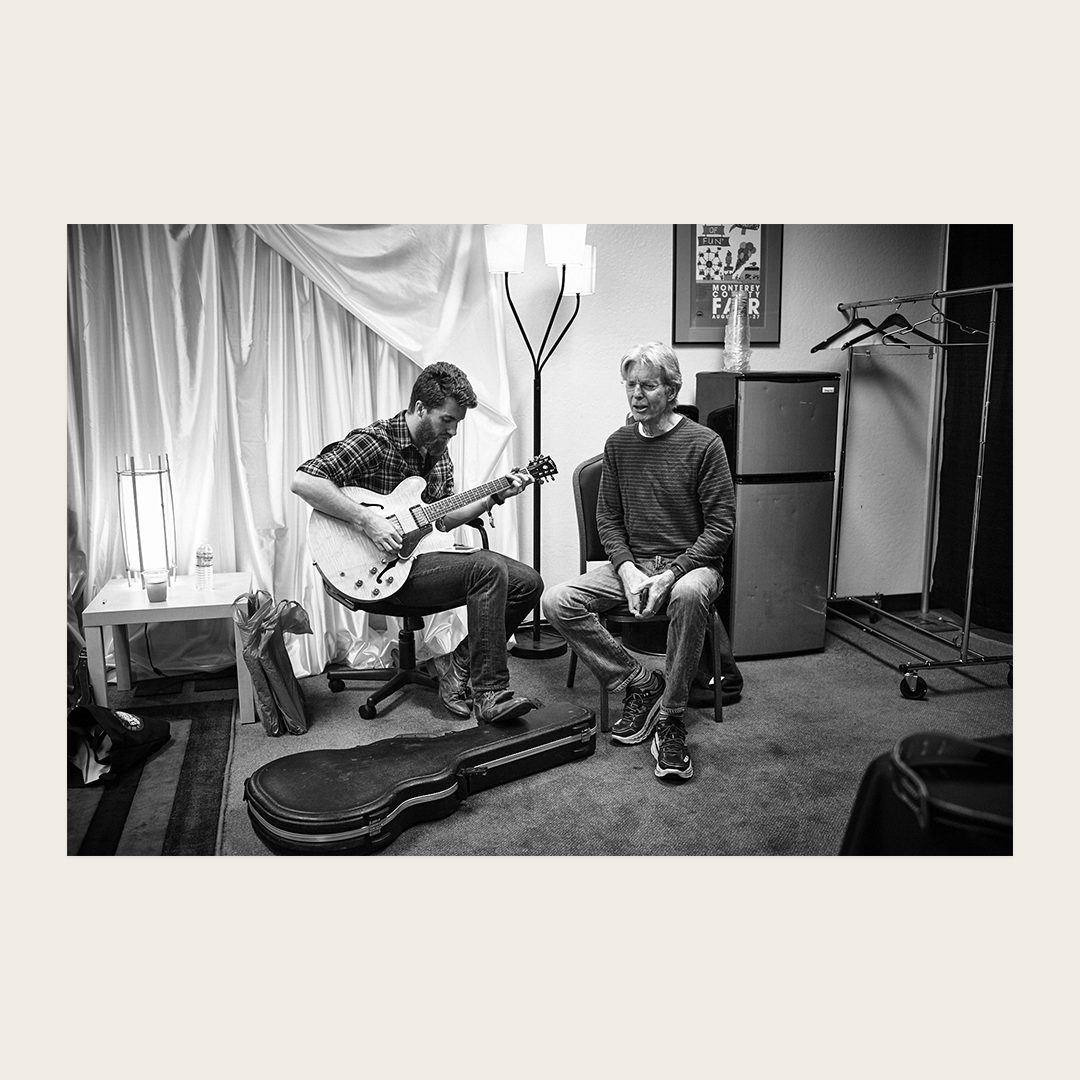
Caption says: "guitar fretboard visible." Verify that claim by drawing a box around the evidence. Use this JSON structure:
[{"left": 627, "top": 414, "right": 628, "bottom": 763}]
[{"left": 413, "top": 478, "right": 512, "bottom": 526}]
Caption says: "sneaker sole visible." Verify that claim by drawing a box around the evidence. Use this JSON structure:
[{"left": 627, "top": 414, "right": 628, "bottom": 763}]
[
  {"left": 650, "top": 735, "right": 693, "bottom": 779},
  {"left": 653, "top": 762, "right": 693, "bottom": 779},
  {"left": 610, "top": 698, "right": 664, "bottom": 745}
]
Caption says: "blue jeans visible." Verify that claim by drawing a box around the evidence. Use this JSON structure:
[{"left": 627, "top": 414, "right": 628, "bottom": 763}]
[
  {"left": 391, "top": 550, "right": 543, "bottom": 694},
  {"left": 542, "top": 562, "right": 721, "bottom": 713}
]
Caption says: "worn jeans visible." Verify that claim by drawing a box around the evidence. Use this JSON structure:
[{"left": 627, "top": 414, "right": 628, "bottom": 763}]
[
  {"left": 542, "top": 562, "right": 721, "bottom": 713},
  {"left": 390, "top": 549, "right": 543, "bottom": 695}
]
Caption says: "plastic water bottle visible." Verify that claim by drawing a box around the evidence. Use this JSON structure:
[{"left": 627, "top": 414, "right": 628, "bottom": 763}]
[
  {"left": 723, "top": 290, "right": 752, "bottom": 372},
  {"left": 196, "top": 542, "right": 214, "bottom": 590}
]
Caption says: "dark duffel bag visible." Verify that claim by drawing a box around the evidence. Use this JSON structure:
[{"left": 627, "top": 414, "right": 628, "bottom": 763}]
[
  {"left": 840, "top": 731, "right": 1012, "bottom": 856},
  {"left": 68, "top": 704, "right": 172, "bottom": 787}
]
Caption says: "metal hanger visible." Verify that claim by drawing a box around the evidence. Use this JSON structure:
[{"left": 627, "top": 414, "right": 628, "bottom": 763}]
[
  {"left": 811, "top": 309, "right": 907, "bottom": 352},
  {"left": 843, "top": 302, "right": 936, "bottom": 349},
  {"left": 916, "top": 298, "right": 988, "bottom": 337}
]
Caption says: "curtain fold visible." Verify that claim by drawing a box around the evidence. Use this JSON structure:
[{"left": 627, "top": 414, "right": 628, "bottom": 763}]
[
  {"left": 248, "top": 224, "right": 520, "bottom": 518},
  {"left": 67, "top": 224, "right": 519, "bottom": 682}
]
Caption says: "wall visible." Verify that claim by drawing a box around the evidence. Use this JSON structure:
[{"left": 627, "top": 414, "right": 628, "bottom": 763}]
[{"left": 492, "top": 224, "right": 946, "bottom": 599}]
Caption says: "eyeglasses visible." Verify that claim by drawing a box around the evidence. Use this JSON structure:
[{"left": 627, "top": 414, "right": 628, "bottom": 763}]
[{"left": 623, "top": 379, "right": 663, "bottom": 393}]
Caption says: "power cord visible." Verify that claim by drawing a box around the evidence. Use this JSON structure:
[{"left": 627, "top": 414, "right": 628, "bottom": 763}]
[{"left": 142, "top": 623, "right": 169, "bottom": 679}]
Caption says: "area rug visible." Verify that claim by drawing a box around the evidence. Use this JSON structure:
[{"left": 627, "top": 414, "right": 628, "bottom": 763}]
[{"left": 68, "top": 699, "right": 235, "bottom": 856}]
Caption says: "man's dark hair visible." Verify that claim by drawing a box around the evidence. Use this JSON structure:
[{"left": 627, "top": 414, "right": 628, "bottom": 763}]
[{"left": 409, "top": 362, "right": 478, "bottom": 412}]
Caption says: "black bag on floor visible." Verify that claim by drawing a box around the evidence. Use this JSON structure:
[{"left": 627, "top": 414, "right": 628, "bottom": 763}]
[
  {"left": 234, "top": 590, "right": 312, "bottom": 737},
  {"left": 840, "top": 731, "right": 1012, "bottom": 855},
  {"left": 68, "top": 704, "right": 172, "bottom": 787},
  {"left": 244, "top": 703, "right": 596, "bottom": 854}
]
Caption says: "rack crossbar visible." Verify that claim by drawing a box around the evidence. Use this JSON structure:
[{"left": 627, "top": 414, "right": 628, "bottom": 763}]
[{"left": 828, "top": 600, "right": 1011, "bottom": 677}]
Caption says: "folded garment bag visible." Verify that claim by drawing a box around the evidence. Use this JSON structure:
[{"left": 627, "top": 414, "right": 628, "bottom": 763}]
[{"left": 234, "top": 591, "right": 313, "bottom": 737}]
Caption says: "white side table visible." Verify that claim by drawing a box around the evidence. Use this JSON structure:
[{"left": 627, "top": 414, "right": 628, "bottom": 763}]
[{"left": 82, "top": 572, "right": 256, "bottom": 726}]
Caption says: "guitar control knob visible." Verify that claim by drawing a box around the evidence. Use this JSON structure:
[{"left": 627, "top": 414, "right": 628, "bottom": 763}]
[
  {"left": 371, "top": 588, "right": 380, "bottom": 597},
  {"left": 354, "top": 580, "right": 363, "bottom": 589},
  {"left": 385, "top": 576, "right": 394, "bottom": 584},
  {"left": 370, "top": 567, "right": 378, "bottom": 574}
]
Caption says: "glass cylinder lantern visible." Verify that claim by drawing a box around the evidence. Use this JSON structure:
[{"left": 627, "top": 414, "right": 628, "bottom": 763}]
[{"left": 116, "top": 454, "right": 178, "bottom": 585}]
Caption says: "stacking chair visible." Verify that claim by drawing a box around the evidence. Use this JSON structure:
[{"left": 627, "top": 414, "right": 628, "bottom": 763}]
[
  {"left": 566, "top": 447, "right": 732, "bottom": 732},
  {"left": 322, "top": 519, "right": 488, "bottom": 719}
]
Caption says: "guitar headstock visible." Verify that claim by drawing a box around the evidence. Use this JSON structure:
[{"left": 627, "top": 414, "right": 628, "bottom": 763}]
[{"left": 525, "top": 455, "right": 558, "bottom": 484}]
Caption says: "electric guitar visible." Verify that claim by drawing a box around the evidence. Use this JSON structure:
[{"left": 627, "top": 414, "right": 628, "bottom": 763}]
[{"left": 307, "top": 455, "right": 558, "bottom": 603}]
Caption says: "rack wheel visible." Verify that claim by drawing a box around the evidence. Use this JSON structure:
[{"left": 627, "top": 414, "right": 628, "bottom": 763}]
[
  {"left": 900, "top": 674, "right": 928, "bottom": 700},
  {"left": 1007, "top": 666, "right": 1013, "bottom": 687},
  {"left": 359, "top": 703, "right": 378, "bottom": 720},
  {"left": 328, "top": 678, "right": 346, "bottom": 693}
]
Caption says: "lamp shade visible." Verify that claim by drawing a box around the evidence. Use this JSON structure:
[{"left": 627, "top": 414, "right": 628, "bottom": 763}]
[
  {"left": 484, "top": 224, "right": 528, "bottom": 274},
  {"left": 561, "top": 245, "right": 596, "bottom": 295},
  {"left": 542, "top": 224, "right": 587, "bottom": 266},
  {"left": 117, "top": 454, "right": 177, "bottom": 579}
]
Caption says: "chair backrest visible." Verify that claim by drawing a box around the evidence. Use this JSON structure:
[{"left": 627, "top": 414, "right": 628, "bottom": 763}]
[{"left": 572, "top": 454, "right": 606, "bottom": 571}]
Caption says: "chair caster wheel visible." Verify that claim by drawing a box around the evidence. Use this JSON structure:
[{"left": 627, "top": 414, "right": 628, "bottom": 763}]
[
  {"left": 900, "top": 674, "right": 928, "bottom": 700},
  {"left": 359, "top": 703, "right": 378, "bottom": 720},
  {"left": 329, "top": 679, "right": 346, "bottom": 693}
]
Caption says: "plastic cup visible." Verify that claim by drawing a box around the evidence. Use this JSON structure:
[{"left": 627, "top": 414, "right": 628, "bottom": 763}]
[{"left": 143, "top": 570, "right": 169, "bottom": 603}]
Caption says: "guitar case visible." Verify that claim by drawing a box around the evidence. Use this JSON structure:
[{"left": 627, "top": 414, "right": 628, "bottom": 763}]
[{"left": 244, "top": 703, "right": 596, "bottom": 855}]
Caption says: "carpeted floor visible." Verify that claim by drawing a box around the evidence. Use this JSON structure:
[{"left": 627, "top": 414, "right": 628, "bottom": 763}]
[{"left": 68, "top": 609, "right": 1013, "bottom": 856}]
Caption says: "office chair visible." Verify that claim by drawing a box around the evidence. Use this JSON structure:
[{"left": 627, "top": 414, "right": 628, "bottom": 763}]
[
  {"left": 566, "top": 444, "right": 733, "bottom": 732},
  {"left": 321, "top": 518, "right": 488, "bottom": 719}
]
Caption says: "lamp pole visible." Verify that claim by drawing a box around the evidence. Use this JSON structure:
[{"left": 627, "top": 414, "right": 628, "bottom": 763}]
[
  {"left": 502, "top": 266, "right": 583, "bottom": 659},
  {"left": 484, "top": 225, "right": 594, "bottom": 660}
]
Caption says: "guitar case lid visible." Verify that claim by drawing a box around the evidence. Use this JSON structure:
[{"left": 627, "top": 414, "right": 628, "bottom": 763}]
[{"left": 244, "top": 703, "right": 596, "bottom": 854}]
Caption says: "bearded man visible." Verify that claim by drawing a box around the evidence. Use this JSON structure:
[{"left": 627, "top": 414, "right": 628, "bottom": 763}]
[{"left": 292, "top": 362, "right": 542, "bottom": 724}]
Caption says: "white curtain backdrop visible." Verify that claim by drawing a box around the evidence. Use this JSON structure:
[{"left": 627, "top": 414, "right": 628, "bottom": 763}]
[{"left": 67, "top": 224, "right": 520, "bottom": 681}]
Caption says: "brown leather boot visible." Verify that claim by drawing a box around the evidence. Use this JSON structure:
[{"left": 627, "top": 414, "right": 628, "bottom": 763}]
[
  {"left": 474, "top": 688, "right": 539, "bottom": 724},
  {"left": 429, "top": 643, "right": 472, "bottom": 718}
]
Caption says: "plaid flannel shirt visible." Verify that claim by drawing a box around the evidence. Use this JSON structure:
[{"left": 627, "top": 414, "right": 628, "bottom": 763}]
[{"left": 296, "top": 411, "right": 454, "bottom": 502}]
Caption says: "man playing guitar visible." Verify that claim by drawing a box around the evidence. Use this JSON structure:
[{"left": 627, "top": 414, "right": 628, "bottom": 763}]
[{"left": 292, "top": 362, "right": 543, "bottom": 724}]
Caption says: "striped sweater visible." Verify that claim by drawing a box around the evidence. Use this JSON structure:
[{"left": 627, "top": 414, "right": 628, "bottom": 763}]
[{"left": 597, "top": 417, "right": 735, "bottom": 578}]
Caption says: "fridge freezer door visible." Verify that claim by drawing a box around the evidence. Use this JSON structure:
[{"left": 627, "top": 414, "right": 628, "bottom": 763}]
[
  {"left": 727, "top": 478, "right": 835, "bottom": 656},
  {"left": 734, "top": 377, "right": 840, "bottom": 475}
]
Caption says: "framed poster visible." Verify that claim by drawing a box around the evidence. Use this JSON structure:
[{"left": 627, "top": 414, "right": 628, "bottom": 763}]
[{"left": 673, "top": 224, "right": 783, "bottom": 345}]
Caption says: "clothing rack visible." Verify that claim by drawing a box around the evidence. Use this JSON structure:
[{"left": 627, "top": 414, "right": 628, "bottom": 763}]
[{"left": 827, "top": 282, "right": 1013, "bottom": 698}]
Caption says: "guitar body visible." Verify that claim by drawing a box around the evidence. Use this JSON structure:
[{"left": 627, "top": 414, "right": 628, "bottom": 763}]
[
  {"left": 306, "top": 455, "right": 558, "bottom": 604},
  {"left": 308, "top": 478, "right": 462, "bottom": 603}
]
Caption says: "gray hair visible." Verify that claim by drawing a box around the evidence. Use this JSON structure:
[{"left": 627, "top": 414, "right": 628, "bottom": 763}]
[{"left": 619, "top": 341, "right": 682, "bottom": 399}]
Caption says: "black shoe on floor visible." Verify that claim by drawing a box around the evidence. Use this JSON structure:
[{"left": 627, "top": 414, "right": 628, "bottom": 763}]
[
  {"left": 651, "top": 716, "right": 693, "bottom": 780},
  {"left": 719, "top": 670, "right": 743, "bottom": 702},
  {"left": 611, "top": 670, "right": 666, "bottom": 745}
]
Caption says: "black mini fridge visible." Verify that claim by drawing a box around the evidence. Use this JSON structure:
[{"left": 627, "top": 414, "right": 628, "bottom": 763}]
[{"left": 697, "top": 371, "right": 840, "bottom": 657}]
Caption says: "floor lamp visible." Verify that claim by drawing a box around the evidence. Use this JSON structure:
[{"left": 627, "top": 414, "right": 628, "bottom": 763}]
[{"left": 484, "top": 224, "right": 597, "bottom": 659}]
